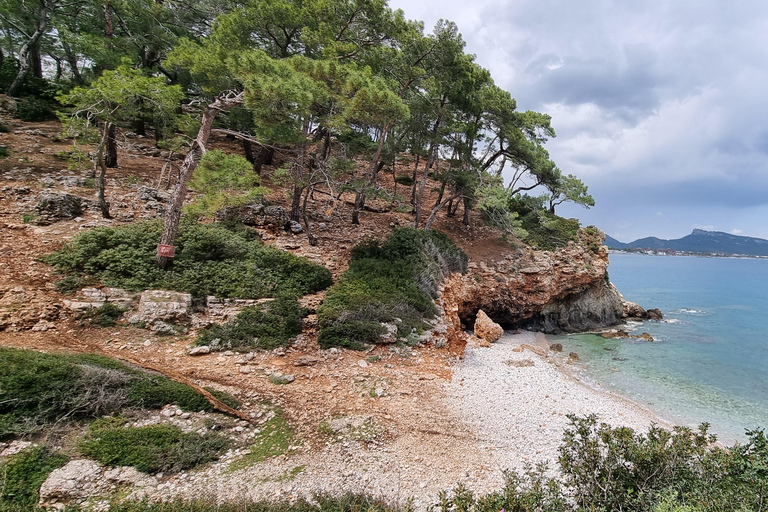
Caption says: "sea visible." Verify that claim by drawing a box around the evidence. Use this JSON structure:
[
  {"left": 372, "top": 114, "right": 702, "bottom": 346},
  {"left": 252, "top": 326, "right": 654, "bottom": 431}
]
[{"left": 549, "top": 253, "right": 768, "bottom": 445}]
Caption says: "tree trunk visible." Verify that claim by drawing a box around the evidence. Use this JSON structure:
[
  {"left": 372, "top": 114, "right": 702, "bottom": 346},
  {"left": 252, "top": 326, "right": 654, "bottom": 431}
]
[
  {"left": 414, "top": 96, "right": 447, "bottom": 228},
  {"left": 7, "top": 1, "right": 51, "bottom": 97},
  {"left": 95, "top": 123, "right": 112, "bottom": 219},
  {"left": 61, "top": 40, "right": 84, "bottom": 85},
  {"left": 29, "top": 43, "right": 42, "bottom": 79},
  {"left": 352, "top": 122, "right": 391, "bottom": 224},
  {"left": 156, "top": 92, "right": 244, "bottom": 268},
  {"left": 301, "top": 185, "right": 317, "bottom": 246},
  {"left": 105, "top": 123, "right": 118, "bottom": 168},
  {"left": 424, "top": 192, "right": 460, "bottom": 230},
  {"left": 462, "top": 196, "right": 471, "bottom": 226},
  {"left": 242, "top": 139, "right": 255, "bottom": 165},
  {"left": 410, "top": 154, "right": 419, "bottom": 205},
  {"left": 290, "top": 183, "right": 303, "bottom": 222}
]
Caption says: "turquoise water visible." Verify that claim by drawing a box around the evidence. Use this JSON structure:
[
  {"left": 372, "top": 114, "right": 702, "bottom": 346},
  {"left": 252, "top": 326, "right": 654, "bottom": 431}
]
[{"left": 553, "top": 253, "right": 768, "bottom": 444}]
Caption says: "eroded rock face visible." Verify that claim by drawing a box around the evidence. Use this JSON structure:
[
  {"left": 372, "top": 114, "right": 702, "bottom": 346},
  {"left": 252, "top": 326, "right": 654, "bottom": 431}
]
[
  {"left": 436, "top": 229, "right": 623, "bottom": 345},
  {"left": 474, "top": 309, "right": 503, "bottom": 343},
  {"left": 0, "top": 286, "right": 60, "bottom": 331},
  {"left": 138, "top": 290, "right": 192, "bottom": 325}
]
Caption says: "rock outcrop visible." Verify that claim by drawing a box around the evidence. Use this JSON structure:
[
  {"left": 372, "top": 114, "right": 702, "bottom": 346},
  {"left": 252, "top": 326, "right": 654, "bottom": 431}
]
[{"left": 438, "top": 228, "right": 623, "bottom": 344}]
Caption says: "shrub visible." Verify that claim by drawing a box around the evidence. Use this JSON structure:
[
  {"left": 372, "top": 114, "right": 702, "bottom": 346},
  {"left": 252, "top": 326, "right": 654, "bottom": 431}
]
[
  {"left": 0, "top": 446, "right": 67, "bottom": 509},
  {"left": 520, "top": 210, "right": 580, "bottom": 250},
  {"left": 43, "top": 220, "right": 332, "bottom": 299},
  {"left": 196, "top": 294, "right": 303, "bottom": 351},
  {"left": 79, "top": 417, "right": 229, "bottom": 473},
  {"left": 16, "top": 97, "right": 52, "bottom": 122},
  {"left": 317, "top": 228, "right": 466, "bottom": 349},
  {"left": 0, "top": 348, "right": 237, "bottom": 438},
  {"left": 394, "top": 174, "right": 414, "bottom": 186},
  {"left": 0, "top": 146, "right": 7, "bottom": 158},
  {"left": 85, "top": 303, "right": 125, "bottom": 327}
]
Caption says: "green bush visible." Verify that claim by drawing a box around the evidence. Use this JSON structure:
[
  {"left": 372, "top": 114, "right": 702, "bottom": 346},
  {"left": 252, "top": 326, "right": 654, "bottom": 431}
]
[
  {"left": 520, "top": 210, "right": 580, "bottom": 250},
  {"left": 0, "top": 348, "right": 237, "bottom": 438},
  {"left": 196, "top": 294, "right": 302, "bottom": 351},
  {"left": 317, "top": 228, "right": 466, "bottom": 349},
  {"left": 43, "top": 220, "right": 332, "bottom": 299},
  {"left": 79, "top": 417, "right": 229, "bottom": 473},
  {"left": 85, "top": 303, "right": 125, "bottom": 327},
  {"left": 0, "top": 146, "right": 7, "bottom": 158},
  {"left": 0, "top": 446, "right": 67, "bottom": 510},
  {"left": 394, "top": 174, "right": 414, "bottom": 186},
  {"left": 16, "top": 97, "right": 53, "bottom": 122}
]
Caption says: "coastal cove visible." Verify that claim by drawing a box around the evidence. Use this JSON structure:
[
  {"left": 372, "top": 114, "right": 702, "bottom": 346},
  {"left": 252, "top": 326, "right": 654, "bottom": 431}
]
[{"left": 550, "top": 253, "right": 768, "bottom": 444}]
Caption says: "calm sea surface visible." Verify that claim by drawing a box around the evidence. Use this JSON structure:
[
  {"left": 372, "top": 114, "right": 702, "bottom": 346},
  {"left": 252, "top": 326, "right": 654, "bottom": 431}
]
[{"left": 551, "top": 253, "right": 768, "bottom": 444}]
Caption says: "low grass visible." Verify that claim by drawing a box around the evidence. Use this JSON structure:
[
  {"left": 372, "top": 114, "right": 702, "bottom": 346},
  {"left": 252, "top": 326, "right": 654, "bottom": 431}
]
[
  {"left": 78, "top": 417, "right": 229, "bottom": 474},
  {"left": 0, "top": 446, "right": 68, "bottom": 511},
  {"left": 43, "top": 220, "right": 333, "bottom": 300},
  {"left": 229, "top": 409, "right": 293, "bottom": 471},
  {"left": 317, "top": 228, "right": 467, "bottom": 350},
  {"left": 0, "top": 348, "right": 238, "bottom": 439}
]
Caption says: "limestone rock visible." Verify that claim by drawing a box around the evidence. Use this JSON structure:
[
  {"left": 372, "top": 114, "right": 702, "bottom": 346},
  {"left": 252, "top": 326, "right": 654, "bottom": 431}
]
[
  {"left": 205, "top": 296, "right": 270, "bottom": 320},
  {"left": 216, "top": 202, "right": 291, "bottom": 230},
  {"left": 295, "top": 355, "right": 320, "bottom": 366},
  {"left": 474, "top": 310, "right": 503, "bottom": 343},
  {"left": 33, "top": 192, "right": 83, "bottom": 225},
  {"left": 568, "top": 352, "right": 580, "bottom": 361},
  {"left": 549, "top": 343, "right": 563, "bottom": 352},
  {"left": 622, "top": 300, "right": 647, "bottom": 319},
  {"left": 138, "top": 290, "right": 191, "bottom": 325},
  {"left": 646, "top": 308, "right": 663, "bottom": 320},
  {"left": 638, "top": 332, "right": 654, "bottom": 341},
  {"left": 189, "top": 346, "right": 211, "bottom": 356},
  {"left": 38, "top": 459, "right": 103, "bottom": 510},
  {"left": 601, "top": 329, "right": 630, "bottom": 339},
  {"left": 135, "top": 186, "right": 167, "bottom": 203},
  {"left": 0, "top": 286, "right": 60, "bottom": 331}
]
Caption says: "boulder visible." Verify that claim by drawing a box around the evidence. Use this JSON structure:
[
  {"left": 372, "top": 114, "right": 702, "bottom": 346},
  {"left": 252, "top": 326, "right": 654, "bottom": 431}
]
[
  {"left": 138, "top": 290, "right": 192, "bottom": 325},
  {"left": 646, "top": 308, "right": 663, "bottom": 320},
  {"left": 135, "top": 186, "right": 166, "bottom": 203},
  {"left": 549, "top": 342, "right": 563, "bottom": 352},
  {"left": 34, "top": 192, "right": 83, "bottom": 225},
  {"left": 295, "top": 355, "right": 320, "bottom": 366},
  {"left": 188, "top": 345, "right": 210, "bottom": 356},
  {"left": 38, "top": 459, "right": 103, "bottom": 510},
  {"left": 474, "top": 309, "right": 504, "bottom": 343},
  {"left": 622, "top": 300, "right": 647, "bottom": 319},
  {"left": 638, "top": 332, "right": 654, "bottom": 341},
  {"left": 568, "top": 352, "right": 580, "bottom": 361},
  {"left": 216, "top": 202, "right": 291, "bottom": 230}
]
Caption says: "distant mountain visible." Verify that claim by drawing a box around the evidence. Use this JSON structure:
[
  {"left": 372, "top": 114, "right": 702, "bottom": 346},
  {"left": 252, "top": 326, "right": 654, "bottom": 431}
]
[
  {"left": 604, "top": 235, "right": 628, "bottom": 249},
  {"left": 605, "top": 229, "right": 768, "bottom": 256}
]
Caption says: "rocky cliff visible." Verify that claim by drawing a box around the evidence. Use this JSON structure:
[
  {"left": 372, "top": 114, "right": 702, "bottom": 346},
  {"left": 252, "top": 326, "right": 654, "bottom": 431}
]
[{"left": 438, "top": 228, "right": 623, "bottom": 348}]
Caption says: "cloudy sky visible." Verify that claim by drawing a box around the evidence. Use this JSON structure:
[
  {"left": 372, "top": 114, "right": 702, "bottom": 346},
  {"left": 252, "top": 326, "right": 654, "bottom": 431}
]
[{"left": 388, "top": 0, "right": 768, "bottom": 241}]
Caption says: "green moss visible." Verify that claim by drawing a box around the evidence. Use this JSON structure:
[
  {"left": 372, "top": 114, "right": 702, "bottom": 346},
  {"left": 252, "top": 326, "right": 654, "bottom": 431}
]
[
  {"left": 78, "top": 417, "right": 228, "bottom": 473},
  {"left": 43, "top": 220, "right": 332, "bottom": 299}
]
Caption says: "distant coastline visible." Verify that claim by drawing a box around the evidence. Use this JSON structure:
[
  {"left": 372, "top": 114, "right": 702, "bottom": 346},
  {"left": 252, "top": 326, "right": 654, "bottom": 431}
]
[{"left": 607, "top": 248, "right": 768, "bottom": 259}]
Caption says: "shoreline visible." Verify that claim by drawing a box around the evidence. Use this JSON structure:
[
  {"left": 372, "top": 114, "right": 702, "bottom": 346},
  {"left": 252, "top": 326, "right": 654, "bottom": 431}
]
[{"left": 445, "top": 330, "right": 674, "bottom": 475}]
